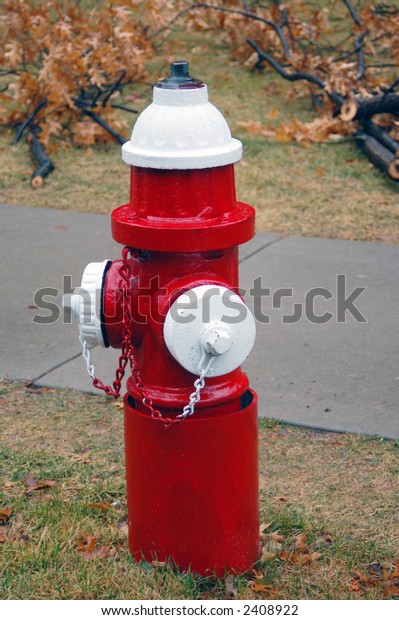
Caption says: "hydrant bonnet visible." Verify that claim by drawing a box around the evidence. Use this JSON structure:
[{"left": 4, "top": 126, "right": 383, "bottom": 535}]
[{"left": 121, "top": 62, "right": 242, "bottom": 169}]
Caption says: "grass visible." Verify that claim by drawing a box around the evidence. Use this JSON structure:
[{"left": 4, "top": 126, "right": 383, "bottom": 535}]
[
  {"left": 1, "top": 30, "right": 399, "bottom": 243},
  {"left": 1, "top": 380, "right": 398, "bottom": 600}
]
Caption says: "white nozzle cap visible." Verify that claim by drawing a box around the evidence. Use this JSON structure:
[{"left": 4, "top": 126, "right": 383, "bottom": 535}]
[
  {"left": 122, "top": 84, "right": 242, "bottom": 169},
  {"left": 163, "top": 285, "right": 256, "bottom": 377},
  {"left": 63, "top": 260, "right": 111, "bottom": 347}
]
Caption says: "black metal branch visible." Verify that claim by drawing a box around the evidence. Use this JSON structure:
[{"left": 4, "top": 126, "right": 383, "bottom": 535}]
[
  {"left": 247, "top": 37, "right": 345, "bottom": 107},
  {"left": 12, "top": 98, "right": 47, "bottom": 145},
  {"left": 73, "top": 100, "right": 126, "bottom": 144}
]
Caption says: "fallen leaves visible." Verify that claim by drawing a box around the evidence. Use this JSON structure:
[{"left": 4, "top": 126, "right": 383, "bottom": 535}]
[
  {"left": 0, "top": 512, "right": 31, "bottom": 545},
  {"left": 259, "top": 523, "right": 322, "bottom": 567},
  {"left": 77, "top": 532, "right": 115, "bottom": 560},
  {"left": 0, "top": 508, "right": 12, "bottom": 525},
  {"left": 349, "top": 560, "right": 399, "bottom": 598},
  {"left": 279, "top": 532, "right": 321, "bottom": 566},
  {"left": 280, "top": 549, "right": 321, "bottom": 565},
  {"left": 88, "top": 502, "right": 110, "bottom": 512},
  {"left": 72, "top": 447, "right": 90, "bottom": 463},
  {"left": 250, "top": 577, "right": 275, "bottom": 593},
  {"left": 24, "top": 477, "right": 57, "bottom": 495},
  {"left": 237, "top": 115, "right": 348, "bottom": 146}
]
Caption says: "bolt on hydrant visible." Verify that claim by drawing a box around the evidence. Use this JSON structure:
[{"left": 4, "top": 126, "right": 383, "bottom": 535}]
[{"left": 64, "top": 61, "right": 260, "bottom": 576}]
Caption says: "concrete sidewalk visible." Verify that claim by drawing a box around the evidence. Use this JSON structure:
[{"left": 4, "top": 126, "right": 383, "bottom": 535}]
[{"left": 1, "top": 204, "right": 398, "bottom": 439}]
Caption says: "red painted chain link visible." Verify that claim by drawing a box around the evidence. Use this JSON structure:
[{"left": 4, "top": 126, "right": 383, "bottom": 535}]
[{"left": 92, "top": 247, "right": 178, "bottom": 426}]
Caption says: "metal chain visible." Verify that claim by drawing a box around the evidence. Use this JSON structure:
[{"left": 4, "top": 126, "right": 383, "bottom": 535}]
[
  {"left": 79, "top": 334, "right": 95, "bottom": 379},
  {"left": 176, "top": 351, "right": 215, "bottom": 423},
  {"left": 79, "top": 246, "right": 214, "bottom": 426}
]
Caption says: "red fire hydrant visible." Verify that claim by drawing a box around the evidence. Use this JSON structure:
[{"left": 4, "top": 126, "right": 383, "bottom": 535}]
[{"left": 65, "top": 62, "right": 259, "bottom": 576}]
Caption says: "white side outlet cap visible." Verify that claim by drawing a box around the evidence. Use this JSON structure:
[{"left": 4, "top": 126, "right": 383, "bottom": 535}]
[
  {"left": 62, "top": 260, "right": 111, "bottom": 347},
  {"left": 163, "top": 285, "right": 256, "bottom": 377}
]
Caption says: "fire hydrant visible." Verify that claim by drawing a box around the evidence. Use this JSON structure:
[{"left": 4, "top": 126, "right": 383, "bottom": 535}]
[{"left": 65, "top": 61, "right": 259, "bottom": 576}]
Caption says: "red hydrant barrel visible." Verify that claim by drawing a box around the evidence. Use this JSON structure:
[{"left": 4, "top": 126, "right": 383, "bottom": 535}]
[{"left": 124, "top": 390, "right": 259, "bottom": 576}]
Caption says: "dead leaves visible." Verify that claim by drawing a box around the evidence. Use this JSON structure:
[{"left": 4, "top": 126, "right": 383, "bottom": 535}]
[
  {"left": 237, "top": 115, "right": 348, "bottom": 146},
  {"left": 259, "top": 523, "right": 322, "bottom": 567},
  {"left": 23, "top": 476, "right": 57, "bottom": 495},
  {"left": 0, "top": 509, "right": 13, "bottom": 543},
  {"left": 1, "top": 1, "right": 152, "bottom": 151},
  {"left": 248, "top": 523, "right": 323, "bottom": 598},
  {"left": 77, "top": 532, "right": 115, "bottom": 560},
  {"left": 349, "top": 560, "right": 399, "bottom": 598},
  {"left": 0, "top": 508, "right": 12, "bottom": 525},
  {"left": 0, "top": 512, "right": 31, "bottom": 545},
  {"left": 88, "top": 502, "right": 110, "bottom": 512}
]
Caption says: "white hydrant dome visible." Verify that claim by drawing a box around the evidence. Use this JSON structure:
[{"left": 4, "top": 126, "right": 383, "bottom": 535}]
[{"left": 121, "top": 63, "right": 242, "bottom": 169}]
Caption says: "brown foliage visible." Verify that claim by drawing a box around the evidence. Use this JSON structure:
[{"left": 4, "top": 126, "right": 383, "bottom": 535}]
[
  {"left": 160, "top": 2, "right": 399, "bottom": 146},
  {"left": 349, "top": 560, "right": 399, "bottom": 598},
  {"left": 0, "top": 1, "right": 154, "bottom": 148}
]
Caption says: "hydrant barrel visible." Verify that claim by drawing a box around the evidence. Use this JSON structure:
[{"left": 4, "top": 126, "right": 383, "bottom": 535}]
[{"left": 124, "top": 390, "right": 259, "bottom": 576}]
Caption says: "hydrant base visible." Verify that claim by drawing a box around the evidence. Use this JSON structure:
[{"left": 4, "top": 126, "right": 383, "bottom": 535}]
[{"left": 124, "top": 389, "right": 260, "bottom": 577}]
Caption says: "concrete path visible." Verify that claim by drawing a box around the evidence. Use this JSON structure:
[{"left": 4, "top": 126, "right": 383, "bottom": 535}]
[{"left": 1, "top": 204, "right": 398, "bottom": 439}]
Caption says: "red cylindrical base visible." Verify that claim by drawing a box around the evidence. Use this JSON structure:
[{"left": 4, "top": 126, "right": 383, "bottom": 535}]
[{"left": 124, "top": 390, "right": 260, "bottom": 577}]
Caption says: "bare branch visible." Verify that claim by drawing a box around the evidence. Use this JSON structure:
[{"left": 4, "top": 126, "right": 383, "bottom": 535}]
[
  {"left": 12, "top": 99, "right": 47, "bottom": 145},
  {"left": 247, "top": 37, "right": 344, "bottom": 107},
  {"left": 362, "top": 118, "right": 399, "bottom": 155},
  {"left": 73, "top": 100, "right": 126, "bottom": 145},
  {"left": 28, "top": 126, "right": 55, "bottom": 188},
  {"left": 342, "top": 0, "right": 362, "bottom": 26},
  {"left": 147, "top": 3, "right": 291, "bottom": 57},
  {"left": 354, "top": 131, "right": 397, "bottom": 181},
  {"left": 102, "top": 70, "right": 126, "bottom": 108},
  {"left": 342, "top": 0, "right": 367, "bottom": 81}
]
